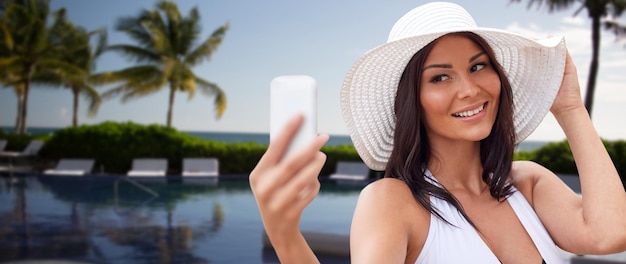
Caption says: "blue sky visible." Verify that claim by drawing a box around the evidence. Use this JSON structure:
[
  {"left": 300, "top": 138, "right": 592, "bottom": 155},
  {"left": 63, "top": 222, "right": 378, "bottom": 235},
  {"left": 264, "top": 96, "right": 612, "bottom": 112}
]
[{"left": 1, "top": 0, "right": 625, "bottom": 141}]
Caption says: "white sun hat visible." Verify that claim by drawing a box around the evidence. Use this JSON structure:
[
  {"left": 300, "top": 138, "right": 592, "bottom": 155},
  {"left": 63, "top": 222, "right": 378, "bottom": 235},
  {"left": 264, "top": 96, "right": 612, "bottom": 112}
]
[{"left": 341, "top": 1, "right": 567, "bottom": 171}]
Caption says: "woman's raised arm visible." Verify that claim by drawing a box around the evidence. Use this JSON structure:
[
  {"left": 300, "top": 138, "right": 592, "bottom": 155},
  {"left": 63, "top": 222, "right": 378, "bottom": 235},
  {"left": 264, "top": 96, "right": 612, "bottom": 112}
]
[
  {"left": 249, "top": 113, "right": 328, "bottom": 264},
  {"left": 531, "top": 51, "right": 626, "bottom": 254}
]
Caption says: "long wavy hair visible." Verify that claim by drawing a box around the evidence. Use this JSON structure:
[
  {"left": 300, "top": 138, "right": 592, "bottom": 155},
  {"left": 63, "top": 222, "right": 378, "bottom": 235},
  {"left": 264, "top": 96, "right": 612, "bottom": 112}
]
[{"left": 385, "top": 32, "right": 516, "bottom": 226}]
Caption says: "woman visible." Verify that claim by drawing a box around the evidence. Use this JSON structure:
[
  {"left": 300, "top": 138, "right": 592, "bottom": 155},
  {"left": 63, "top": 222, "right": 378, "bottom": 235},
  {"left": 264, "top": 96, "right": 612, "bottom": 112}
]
[{"left": 250, "top": 2, "right": 626, "bottom": 263}]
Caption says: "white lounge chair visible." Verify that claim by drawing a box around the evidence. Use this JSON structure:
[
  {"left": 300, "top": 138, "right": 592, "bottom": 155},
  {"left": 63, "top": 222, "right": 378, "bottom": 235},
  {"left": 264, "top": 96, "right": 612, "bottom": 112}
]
[
  {"left": 127, "top": 158, "right": 168, "bottom": 177},
  {"left": 0, "top": 140, "right": 45, "bottom": 175},
  {"left": 329, "top": 161, "right": 370, "bottom": 184},
  {"left": 0, "top": 140, "right": 44, "bottom": 158},
  {"left": 182, "top": 158, "right": 219, "bottom": 177},
  {"left": 44, "top": 159, "right": 95, "bottom": 176}
]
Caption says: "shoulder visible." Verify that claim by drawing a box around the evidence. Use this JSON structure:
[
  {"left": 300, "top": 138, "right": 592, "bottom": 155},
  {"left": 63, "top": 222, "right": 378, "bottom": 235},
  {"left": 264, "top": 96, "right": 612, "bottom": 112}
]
[
  {"left": 359, "top": 177, "right": 415, "bottom": 202},
  {"left": 511, "top": 160, "right": 549, "bottom": 183},
  {"left": 350, "top": 178, "right": 429, "bottom": 263},
  {"left": 510, "top": 160, "right": 558, "bottom": 206},
  {"left": 355, "top": 178, "right": 419, "bottom": 221},
  {"left": 357, "top": 178, "right": 425, "bottom": 218}
]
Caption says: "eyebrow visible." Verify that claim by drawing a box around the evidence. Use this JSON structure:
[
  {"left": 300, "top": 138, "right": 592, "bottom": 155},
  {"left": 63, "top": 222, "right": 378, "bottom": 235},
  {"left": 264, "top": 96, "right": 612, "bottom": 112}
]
[
  {"left": 423, "top": 51, "right": 486, "bottom": 70},
  {"left": 469, "top": 52, "right": 485, "bottom": 63}
]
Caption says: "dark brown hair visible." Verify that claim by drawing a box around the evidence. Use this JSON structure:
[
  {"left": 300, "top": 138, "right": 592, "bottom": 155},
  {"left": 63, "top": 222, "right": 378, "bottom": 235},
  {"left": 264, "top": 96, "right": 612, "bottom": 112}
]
[{"left": 384, "top": 32, "right": 516, "bottom": 226}]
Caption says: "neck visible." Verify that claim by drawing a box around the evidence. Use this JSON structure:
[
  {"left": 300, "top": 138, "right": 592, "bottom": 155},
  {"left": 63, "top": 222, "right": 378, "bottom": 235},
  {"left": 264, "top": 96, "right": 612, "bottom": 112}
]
[{"left": 427, "top": 139, "right": 487, "bottom": 196}]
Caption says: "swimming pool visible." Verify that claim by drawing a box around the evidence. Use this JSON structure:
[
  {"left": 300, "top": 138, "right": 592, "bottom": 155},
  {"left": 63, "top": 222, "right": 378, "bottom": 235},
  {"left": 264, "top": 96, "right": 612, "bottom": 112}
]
[{"left": 0, "top": 175, "right": 362, "bottom": 264}]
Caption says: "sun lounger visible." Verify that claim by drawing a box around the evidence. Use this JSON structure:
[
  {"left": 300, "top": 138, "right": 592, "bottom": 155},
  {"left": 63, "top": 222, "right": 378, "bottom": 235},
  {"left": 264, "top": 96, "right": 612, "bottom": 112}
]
[
  {"left": 43, "top": 159, "right": 95, "bottom": 176},
  {"left": 182, "top": 158, "right": 219, "bottom": 177},
  {"left": 127, "top": 158, "right": 168, "bottom": 177},
  {"left": 329, "top": 161, "right": 370, "bottom": 184},
  {"left": 0, "top": 140, "right": 44, "bottom": 158},
  {"left": 0, "top": 140, "right": 45, "bottom": 175}
]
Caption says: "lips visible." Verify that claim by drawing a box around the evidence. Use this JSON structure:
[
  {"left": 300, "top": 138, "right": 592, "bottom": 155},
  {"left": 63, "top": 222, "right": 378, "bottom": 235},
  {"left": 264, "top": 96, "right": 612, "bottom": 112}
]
[{"left": 452, "top": 103, "right": 485, "bottom": 118}]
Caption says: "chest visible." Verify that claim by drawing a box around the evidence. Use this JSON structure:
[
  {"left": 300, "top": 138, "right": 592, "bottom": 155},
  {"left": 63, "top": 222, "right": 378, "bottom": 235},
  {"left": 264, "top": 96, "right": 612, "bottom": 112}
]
[{"left": 457, "top": 193, "right": 543, "bottom": 264}]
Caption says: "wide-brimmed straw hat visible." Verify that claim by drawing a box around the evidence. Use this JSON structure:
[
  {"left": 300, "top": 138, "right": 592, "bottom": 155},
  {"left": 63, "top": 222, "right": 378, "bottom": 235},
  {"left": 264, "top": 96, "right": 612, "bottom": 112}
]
[{"left": 341, "top": 1, "right": 567, "bottom": 171}]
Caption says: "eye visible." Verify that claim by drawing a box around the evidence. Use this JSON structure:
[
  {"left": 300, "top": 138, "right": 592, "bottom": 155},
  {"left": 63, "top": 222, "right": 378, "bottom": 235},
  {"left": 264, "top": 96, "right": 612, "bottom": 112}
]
[
  {"left": 470, "top": 62, "right": 487, "bottom": 73},
  {"left": 429, "top": 74, "right": 449, "bottom": 83}
]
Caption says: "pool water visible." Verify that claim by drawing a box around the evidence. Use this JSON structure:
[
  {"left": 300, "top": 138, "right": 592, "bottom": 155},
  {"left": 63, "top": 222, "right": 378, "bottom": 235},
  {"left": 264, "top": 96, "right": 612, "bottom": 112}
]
[{"left": 0, "top": 175, "right": 362, "bottom": 264}]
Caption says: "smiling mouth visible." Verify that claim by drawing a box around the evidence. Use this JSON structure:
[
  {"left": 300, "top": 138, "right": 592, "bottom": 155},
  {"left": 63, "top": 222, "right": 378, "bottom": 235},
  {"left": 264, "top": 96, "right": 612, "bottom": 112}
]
[{"left": 452, "top": 103, "right": 486, "bottom": 118}]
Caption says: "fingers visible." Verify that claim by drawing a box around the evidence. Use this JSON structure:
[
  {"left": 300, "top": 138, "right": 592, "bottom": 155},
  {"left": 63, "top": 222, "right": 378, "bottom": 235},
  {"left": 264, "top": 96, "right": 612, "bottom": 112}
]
[
  {"left": 276, "top": 133, "right": 329, "bottom": 182},
  {"left": 255, "top": 113, "right": 305, "bottom": 172},
  {"left": 252, "top": 133, "right": 329, "bottom": 200},
  {"left": 550, "top": 48, "right": 585, "bottom": 117},
  {"left": 249, "top": 110, "right": 330, "bottom": 231},
  {"left": 269, "top": 151, "right": 327, "bottom": 219}
]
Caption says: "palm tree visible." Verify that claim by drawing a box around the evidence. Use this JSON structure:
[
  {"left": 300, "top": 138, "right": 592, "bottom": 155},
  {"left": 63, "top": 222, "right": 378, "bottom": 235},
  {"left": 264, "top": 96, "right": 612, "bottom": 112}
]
[
  {"left": 0, "top": 0, "right": 81, "bottom": 134},
  {"left": 42, "top": 9, "right": 107, "bottom": 127},
  {"left": 0, "top": 72, "right": 25, "bottom": 131},
  {"left": 101, "top": 0, "right": 229, "bottom": 128},
  {"left": 510, "top": 0, "right": 626, "bottom": 117}
]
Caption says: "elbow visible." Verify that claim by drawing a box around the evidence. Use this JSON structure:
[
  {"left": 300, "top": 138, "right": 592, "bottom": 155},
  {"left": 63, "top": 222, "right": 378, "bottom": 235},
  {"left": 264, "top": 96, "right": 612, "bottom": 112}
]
[{"left": 592, "top": 226, "right": 626, "bottom": 254}]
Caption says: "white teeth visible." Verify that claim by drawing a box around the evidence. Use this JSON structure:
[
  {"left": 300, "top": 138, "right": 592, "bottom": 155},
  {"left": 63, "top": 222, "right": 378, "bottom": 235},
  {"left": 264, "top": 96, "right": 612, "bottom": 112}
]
[{"left": 453, "top": 104, "right": 485, "bottom": 118}]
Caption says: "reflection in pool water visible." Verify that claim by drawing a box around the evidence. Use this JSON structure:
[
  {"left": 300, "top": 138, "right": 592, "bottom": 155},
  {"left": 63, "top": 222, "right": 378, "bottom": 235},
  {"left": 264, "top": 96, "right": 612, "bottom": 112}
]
[{"left": 0, "top": 175, "right": 361, "bottom": 263}]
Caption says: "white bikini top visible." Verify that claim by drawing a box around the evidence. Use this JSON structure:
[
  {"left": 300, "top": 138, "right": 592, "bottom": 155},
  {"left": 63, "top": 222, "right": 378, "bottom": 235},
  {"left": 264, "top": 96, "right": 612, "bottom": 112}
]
[{"left": 415, "top": 173, "right": 566, "bottom": 264}]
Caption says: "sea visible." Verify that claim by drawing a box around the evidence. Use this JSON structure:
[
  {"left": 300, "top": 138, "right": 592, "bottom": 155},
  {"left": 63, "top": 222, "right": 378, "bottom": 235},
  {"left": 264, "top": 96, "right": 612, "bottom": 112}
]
[{"left": 0, "top": 126, "right": 548, "bottom": 152}]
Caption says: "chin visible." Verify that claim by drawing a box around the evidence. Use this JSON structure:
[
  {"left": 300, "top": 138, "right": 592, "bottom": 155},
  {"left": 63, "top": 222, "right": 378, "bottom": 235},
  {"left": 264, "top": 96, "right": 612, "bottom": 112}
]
[{"left": 466, "top": 130, "right": 493, "bottom": 142}]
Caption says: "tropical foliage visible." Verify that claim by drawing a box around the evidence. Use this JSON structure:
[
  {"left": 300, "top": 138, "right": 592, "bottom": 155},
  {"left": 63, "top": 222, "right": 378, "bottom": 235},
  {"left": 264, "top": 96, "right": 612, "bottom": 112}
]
[
  {"left": 511, "top": 0, "right": 626, "bottom": 117},
  {"left": 99, "top": 0, "right": 229, "bottom": 128},
  {"left": 42, "top": 9, "right": 108, "bottom": 127},
  {"left": 0, "top": 0, "right": 230, "bottom": 133},
  {"left": 0, "top": 0, "right": 82, "bottom": 134}
]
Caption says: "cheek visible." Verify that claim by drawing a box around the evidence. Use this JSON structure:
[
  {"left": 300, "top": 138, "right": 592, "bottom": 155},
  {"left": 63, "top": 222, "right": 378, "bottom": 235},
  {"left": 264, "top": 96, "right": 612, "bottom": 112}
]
[
  {"left": 483, "top": 75, "right": 502, "bottom": 116},
  {"left": 481, "top": 73, "right": 502, "bottom": 97},
  {"left": 420, "top": 89, "right": 451, "bottom": 118}
]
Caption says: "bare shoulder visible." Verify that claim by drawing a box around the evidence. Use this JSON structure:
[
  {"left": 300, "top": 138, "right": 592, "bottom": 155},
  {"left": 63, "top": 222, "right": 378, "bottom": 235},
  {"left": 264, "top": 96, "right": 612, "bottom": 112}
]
[
  {"left": 356, "top": 178, "right": 421, "bottom": 225},
  {"left": 351, "top": 177, "right": 429, "bottom": 263},
  {"left": 511, "top": 160, "right": 548, "bottom": 182},
  {"left": 511, "top": 160, "right": 560, "bottom": 206},
  {"left": 359, "top": 177, "right": 415, "bottom": 202}
]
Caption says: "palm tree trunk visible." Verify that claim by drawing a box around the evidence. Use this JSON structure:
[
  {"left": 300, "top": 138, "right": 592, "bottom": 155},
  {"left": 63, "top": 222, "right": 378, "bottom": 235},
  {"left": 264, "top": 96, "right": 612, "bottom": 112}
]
[
  {"left": 19, "top": 65, "right": 33, "bottom": 134},
  {"left": 14, "top": 91, "right": 24, "bottom": 134},
  {"left": 72, "top": 86, "right": 80, "bottom": 127},
  {"left": 584, "top": 12, "right": 602, "bottom": 119},
  {"left": 20, "top": 84, "right": 29, "bottom": 134},
  {"left": 166, "top": 83, "right": 176, "bottom": 128}
]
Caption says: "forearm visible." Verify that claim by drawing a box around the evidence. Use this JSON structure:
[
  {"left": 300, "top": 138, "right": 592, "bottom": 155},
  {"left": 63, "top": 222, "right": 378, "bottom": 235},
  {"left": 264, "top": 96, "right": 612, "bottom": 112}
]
[
  {"left": 555, "top": 106, "right": 626, "bottom": 251},
  {"left": 268, "top": 230, "right": 320, "bottom": 264}
]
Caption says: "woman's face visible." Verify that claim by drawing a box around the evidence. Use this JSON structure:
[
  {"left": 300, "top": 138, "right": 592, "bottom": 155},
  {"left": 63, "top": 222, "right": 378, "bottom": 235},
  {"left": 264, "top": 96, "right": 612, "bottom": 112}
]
[{"left": 419, "top": 34, "right": 501, "bottom": 145}]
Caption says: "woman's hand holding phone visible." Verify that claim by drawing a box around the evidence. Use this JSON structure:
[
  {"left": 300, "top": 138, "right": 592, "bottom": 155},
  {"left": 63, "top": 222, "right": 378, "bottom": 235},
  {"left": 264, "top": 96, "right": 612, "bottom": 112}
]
[{"left": 248, "top": 76, "right": 328, "bottom": 263}]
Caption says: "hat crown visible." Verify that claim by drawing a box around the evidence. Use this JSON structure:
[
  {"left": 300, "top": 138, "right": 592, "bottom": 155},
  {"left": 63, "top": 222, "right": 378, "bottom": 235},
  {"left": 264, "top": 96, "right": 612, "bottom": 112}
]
[{"left": 388, "top": 2, "right": 478, "bottom": 42}]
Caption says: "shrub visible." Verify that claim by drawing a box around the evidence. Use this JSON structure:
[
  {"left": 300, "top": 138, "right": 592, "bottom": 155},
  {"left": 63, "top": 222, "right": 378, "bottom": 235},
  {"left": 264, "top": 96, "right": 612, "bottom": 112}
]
[
  {"left": 0, "top": 129, "right": 50, "bottom": 151},
  {"left": 34, "top": 122, "right": 363, "bottom": 175},
  {"left": 515, "top": 139, "right": 626, "bottom": 188},
  {"left": 530, "top": 140, "right": 577, "bottom": 174}
]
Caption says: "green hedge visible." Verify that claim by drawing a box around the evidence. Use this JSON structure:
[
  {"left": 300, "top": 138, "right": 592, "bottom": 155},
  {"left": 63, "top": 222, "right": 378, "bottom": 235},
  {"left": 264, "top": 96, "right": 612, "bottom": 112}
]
[
  {"left": 2, "top": 122, "right": 625, "bottom": 186},
  {"left": 34, "top": 121, "right": 267, "bottom": 174},
  {"left": 0, "top": 129, "right": 51, "bottom": 150},
  {"left": 514, "top": 139, "right": 626, "bottom": 187},
  {"left": 1, "top": 122, "right": 361, "bottom": 175}
]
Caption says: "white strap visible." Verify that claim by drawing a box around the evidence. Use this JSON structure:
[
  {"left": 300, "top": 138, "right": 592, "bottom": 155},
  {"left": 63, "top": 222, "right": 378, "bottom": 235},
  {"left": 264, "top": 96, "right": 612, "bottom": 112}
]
[{"left": 508, "top": 191, "right": 567, "bottom": 264}]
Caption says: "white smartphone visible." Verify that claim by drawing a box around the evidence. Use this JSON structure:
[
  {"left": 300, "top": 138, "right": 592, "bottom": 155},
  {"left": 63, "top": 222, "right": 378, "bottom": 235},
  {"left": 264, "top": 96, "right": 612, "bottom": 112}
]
[{"left": 270, "top": 75, "right": 317, "bottom": 159}]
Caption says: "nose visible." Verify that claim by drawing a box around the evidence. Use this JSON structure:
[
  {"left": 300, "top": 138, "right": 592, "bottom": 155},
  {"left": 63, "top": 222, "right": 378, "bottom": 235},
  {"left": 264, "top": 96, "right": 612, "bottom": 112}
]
[{"left": 456, "top": 74, "right": 480, "bottom": 99}]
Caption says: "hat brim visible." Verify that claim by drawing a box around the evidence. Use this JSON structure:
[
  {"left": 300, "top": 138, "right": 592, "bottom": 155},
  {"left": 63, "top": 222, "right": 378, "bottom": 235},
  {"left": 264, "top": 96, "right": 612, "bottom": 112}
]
[{"left": 341, "top": 28, "right": 567, "bottom": 171}]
